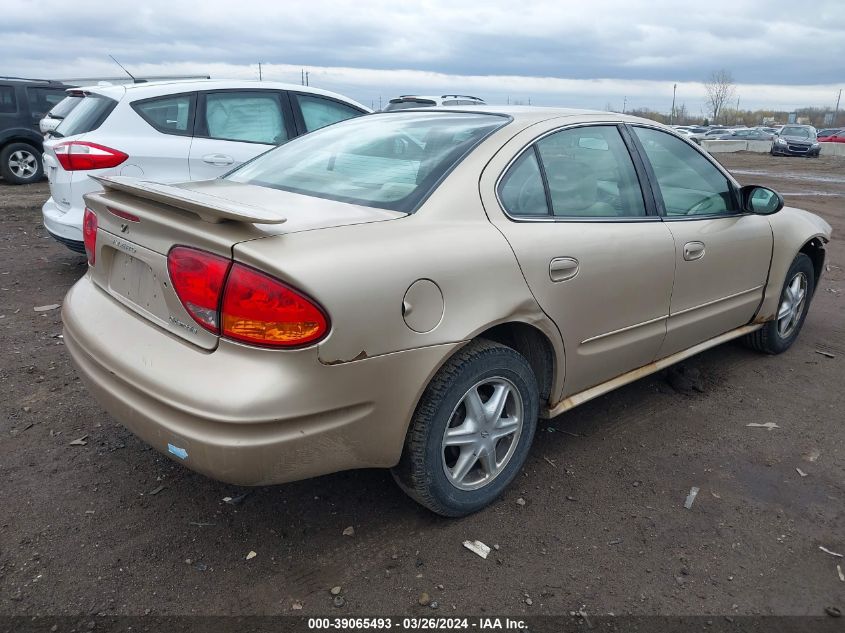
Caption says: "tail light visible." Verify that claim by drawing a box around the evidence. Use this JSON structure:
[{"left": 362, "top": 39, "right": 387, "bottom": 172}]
[
  {"left": 82, "top": 207, "right": 97, "bottom": 265},
  {"left": 54, "top": 141, "right": 128, "bottom": 171},
  {"left": 167, "top": 247, "right": 328, "bottom": 347},
  {"left": 167, "top": 247, "right": 231, "bottom": 334},
  {"left": 221, "top": 264, "right": 329, "bottom": 347}
]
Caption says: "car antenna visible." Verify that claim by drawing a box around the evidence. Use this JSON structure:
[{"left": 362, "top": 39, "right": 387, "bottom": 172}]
[{"left": 108, "top": 55, "right": 145, "bottom": 83}]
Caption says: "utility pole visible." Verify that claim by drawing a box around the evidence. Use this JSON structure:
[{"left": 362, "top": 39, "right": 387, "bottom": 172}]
[
  {"left": 301, "top": 69, "right": 304, "bottom": 85},
  {"left": 378, "top": 95, "right": 382, "bottom": 110},
  {"left": 835, "top": 89, "right": 842, "bottom": 124},
  {"left": 622, "top": 96, "right": 627, "bottom": 114},
  {"left": 305, "top": 71, "right": 309, "bottom": 86},
  {"left": 670, "top": 83, "right": 677, "bottom": 124},
  {"left": 258, "top": 62, "right": 262, "bottom": 81}
]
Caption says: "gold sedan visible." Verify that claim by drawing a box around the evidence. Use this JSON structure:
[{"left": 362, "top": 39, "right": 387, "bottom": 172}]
[{"left": 63, "top": 108, "right": 831, "bottom": 516}]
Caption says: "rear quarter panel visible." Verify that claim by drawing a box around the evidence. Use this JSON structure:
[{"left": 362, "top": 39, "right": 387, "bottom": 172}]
[{"left": 233, "top": 183, "right": 558, "bottom": 369}]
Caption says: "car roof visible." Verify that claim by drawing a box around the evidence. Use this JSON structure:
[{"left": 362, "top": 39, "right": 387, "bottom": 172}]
[
  {"left": 374, "top": 105, "right": 674, "bottom": 128},
  {"left": 75, "top": 79, "right": 371, "bottom": 111}
]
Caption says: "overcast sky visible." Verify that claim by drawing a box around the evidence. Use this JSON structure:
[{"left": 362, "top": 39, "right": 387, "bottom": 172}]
[{"left": 3, "top": 0, "right": 844, "bottom": 113}]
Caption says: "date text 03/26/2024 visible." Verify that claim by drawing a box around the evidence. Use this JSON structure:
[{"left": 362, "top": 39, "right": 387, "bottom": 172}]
[{"left": 307, "top": 617, "right": 527, "bottom": 631}]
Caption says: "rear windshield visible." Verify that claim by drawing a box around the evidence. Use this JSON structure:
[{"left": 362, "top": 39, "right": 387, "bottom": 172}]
[
  {"left": 54, "top": 94, "right": 117, "bottom": 137},
  {"left": 47, "top": 95, "right": 82, "bottom": 119},
  {"left": 227, "top": 112, "right": 508, "bottom": 213},
  {"left": 383, "top": 98, "right": 437, "bottom": 111}
]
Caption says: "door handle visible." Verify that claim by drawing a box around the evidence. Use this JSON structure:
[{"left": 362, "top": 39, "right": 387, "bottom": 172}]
[
  {"left": 683, "top": 241, "right": 706, "bottom": 261},
  {"left": 549, "top": 257, "right": 579, "bottom": 282},
  {"left": 202, "top": 153, "right": 234, "bottom": 166}
]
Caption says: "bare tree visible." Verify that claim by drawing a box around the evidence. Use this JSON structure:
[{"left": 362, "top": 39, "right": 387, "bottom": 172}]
[{"left": 704, "top": 69, "right": 736, "bottom": 124}]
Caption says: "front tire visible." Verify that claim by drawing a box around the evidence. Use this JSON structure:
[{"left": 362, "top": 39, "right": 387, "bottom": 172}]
[
  {"left": 392, "top": 339, "right": 539, "bottom": 517},
  {"left": 744, "top": 253, "right": 815, "bottom": 354},
  {"left": 0, "top": 142, "right": 43, "bottom": 185}
]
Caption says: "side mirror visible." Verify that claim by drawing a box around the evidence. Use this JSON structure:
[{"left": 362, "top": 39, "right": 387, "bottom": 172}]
[{"left": 741, "top": 185, "right": 784, "bottom": 215}]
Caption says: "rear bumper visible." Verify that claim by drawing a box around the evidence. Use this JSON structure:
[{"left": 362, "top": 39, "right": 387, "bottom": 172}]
[
  {"left": 42, "top": 196, "right": 84, "bottom": 246},
  {"left": 63, "top": 276, "right": 458, "bottom": 486}
]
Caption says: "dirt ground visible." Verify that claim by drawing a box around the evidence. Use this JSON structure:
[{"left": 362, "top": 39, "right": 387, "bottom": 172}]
[{"left": 1, "top": 153, "right": 843, "bottom": 619}]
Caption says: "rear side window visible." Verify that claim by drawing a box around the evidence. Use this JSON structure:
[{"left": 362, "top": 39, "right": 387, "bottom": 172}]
[
  {"left": 133, "top": 94, "right": 195, "bottom": 134},
  {"left": 54, "top": 94, "right": 117, "bottom": 137},
  {"left": 498, "top": 149, "right": 548, "bottom": 216},
  {"left": 0, "top": 86, "right": 17, "bottom": 113},
  {"left": 203, "top": 91, "right": 288, "bottom": 144},
  {"left": 27, "top": 88, "right": 67, "bottom": 117},
  {"left": 295, "top": 94, "right": 363, "bottom": 132}
]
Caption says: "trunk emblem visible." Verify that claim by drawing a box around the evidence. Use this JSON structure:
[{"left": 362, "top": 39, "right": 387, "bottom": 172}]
[{"left": 120, "top": 223, "right": 128, "bottom": 233}]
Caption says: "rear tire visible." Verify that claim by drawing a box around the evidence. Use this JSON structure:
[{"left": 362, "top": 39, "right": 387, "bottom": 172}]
[
  {"left": 0, "top": 142, "right": 43, "bottom": 185},
  {"left": 744, "top": 253, "right": 814, "bottom": 354},
  {"left": 391, "top": 339, "right": 539, "bottom": 517}
]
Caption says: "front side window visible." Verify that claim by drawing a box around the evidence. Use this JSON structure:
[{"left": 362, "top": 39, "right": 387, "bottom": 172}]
[
  {"left": 133, "top": 94, "right": 194, "bottom": 134},
  {"left": 0, "top": 86, "right": 17, "bottom": 113},
  {"left": 295, "top": 94, "right": 363, "bottom": 132},
  {"left": 203, "top": 91, "right": 288, "bottom": 144},
  {"left": 228, "top": 112, "right": 507, "bottom": 213},
  {"left": 632, "top": 126, "right": 735, "bottom": 217}
]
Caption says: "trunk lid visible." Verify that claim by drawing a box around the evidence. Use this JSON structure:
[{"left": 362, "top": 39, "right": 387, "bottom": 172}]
[{"left": 82, "top": 177, "right": 402, "bottom": 349}]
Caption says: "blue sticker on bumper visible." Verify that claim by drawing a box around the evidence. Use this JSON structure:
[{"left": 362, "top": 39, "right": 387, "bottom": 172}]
[{"left": 168, "top": 443, "right": 188, "bottom": 460}]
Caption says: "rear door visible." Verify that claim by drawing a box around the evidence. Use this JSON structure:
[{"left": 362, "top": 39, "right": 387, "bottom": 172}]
[
  {"left": 188, "top": 89, "right": 295, "bottom": 180},
  {"left": 629, "top": 125, "right": 773, "bottom": 356},
  {"left": 482, "top": 122, "right": 677, "bottom": 396}
]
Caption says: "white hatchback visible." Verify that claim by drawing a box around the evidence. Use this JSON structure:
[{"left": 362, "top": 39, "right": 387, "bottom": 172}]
[{"left": 42, "top": 80, "right": 370, "bottom": 252}]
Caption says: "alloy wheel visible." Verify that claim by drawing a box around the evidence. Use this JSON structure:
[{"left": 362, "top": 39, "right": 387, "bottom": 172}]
[
  {"left": 9, "top": 149, "right": 38, "bottom": 179},
  {"left": 441, "top": 377, "right": 524, "bottom": 491},
  {"left": 777, "top": 272, "right": 807, "bottom": 338}
]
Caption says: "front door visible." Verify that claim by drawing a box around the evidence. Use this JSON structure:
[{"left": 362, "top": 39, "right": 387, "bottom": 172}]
[
  {"left": 629, "top": 126, "right": 773, "bottom": 356},
  {"left": 482, "top": 123, "right": 676, "bottom": 396}
]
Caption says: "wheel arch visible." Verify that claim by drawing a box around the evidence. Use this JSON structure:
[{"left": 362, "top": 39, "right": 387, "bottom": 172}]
[
  {"left": 0, "top": 129, "right": 44, "bottom": 151},
  {"left": 799, "top": 237, "right": 826, "bottom": 291},
  {"left": 473, "top": 321, "right": 558, "bottom": 405}
]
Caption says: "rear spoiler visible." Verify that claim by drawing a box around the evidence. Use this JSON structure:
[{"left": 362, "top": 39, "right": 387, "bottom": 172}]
[{"left": 89, "top": 175, "right": 286, "bottom": 225}]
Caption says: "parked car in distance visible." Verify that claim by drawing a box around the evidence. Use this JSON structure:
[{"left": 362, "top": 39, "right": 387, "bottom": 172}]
[
  {"left": 0, "top": 77, "right": 75, "bottom": 184},
  {"left": 713, "top": 128, "right": 774, "bottom": 141},
  {"left": 817, "top": 129, "right": 845, "bottom": 143},
  {"left": 42, "top": 80, "right": 370, "bottom": 252},
  {"left": 771, "top": 125, "right": 821, "bottom": 157},
  {"left": 383, "top": 94, "right": 486, "bottom": 111},
  {"left": 40, "top": 90, "right": 84, "bottom": 136},
  {"left": 64, "top": 107, "right": 831, "bottom": 516}
]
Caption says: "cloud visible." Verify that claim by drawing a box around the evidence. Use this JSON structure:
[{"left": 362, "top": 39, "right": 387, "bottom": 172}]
[{"left": 2, "top": 0, "right": 843, "bottom": 112}]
